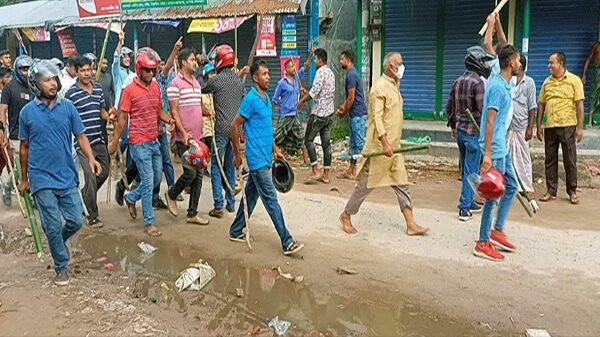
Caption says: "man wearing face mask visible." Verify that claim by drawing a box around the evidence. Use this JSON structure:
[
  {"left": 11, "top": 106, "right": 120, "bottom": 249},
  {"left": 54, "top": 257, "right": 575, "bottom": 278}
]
[
  {"left": 446, "top": 46, "right": 494, "bottom": 221},
  {"left": 338, "top": 52, "right": 429, "bottom": 236}
]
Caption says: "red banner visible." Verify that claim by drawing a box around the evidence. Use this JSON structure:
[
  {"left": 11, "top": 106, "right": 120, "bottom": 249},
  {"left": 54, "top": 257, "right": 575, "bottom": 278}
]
[
  {"left": 256, "top": 15, "right": 276, "bottom": 57},
  {"left": 57, "top": 28, "right": 77, "bottom": 57},
  {"left": 77, "top": 0, "right": 120, "bottom": 19},
  {"left": 280, "top": 56, "right": 300, "bottom": 79}
]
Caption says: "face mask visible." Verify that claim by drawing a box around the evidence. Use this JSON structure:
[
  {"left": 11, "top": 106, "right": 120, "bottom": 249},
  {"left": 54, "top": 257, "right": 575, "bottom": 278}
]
[{"left": 396, "top": 64, "right": 405, "bottom": 80}]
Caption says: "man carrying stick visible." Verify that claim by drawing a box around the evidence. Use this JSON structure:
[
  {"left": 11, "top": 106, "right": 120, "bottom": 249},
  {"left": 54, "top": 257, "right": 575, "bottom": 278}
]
[{"left": 338, "top": 52, "right": 429, "bottom": 236}]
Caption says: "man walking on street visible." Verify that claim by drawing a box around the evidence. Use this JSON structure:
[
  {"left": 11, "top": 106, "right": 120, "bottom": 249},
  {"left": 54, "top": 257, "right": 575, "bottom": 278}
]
[
  {"left": 446, "top": 46, "right": 492, "bottom": 221},
  {"left": 202, "top": 45, "right": 244, "bottom": 218},
  {"left": 473, "top": 44, "right": 521, "bottom": 261},
  {"left": 229, "top": 60, "right": 304, "bottom": 256},
  {"left": 508, "top": 55, "right": 537, "bottom": 196},
  {"left": 164, "top": 48, "right": 211, "bottom": 225},
  {"left": 298, "top": 48, "right": 335, "bottom": 184},
  {"left": 65, "top": 56, "right": 111, "bottom": 228},
  {"left": 337, "top": 50, "right": 368, "bottom": 180},
  {"left": 537, "top": 52, "right": 585, "bottom": 205},
  {"left": 19, "top": 60, "right": 102, "bottom": 286},
  {"left": 108, "top": 48, "right": 174, "bottom": 237},
  {"left": 338, "top": 52, "right": 429, "bottom": 236}
]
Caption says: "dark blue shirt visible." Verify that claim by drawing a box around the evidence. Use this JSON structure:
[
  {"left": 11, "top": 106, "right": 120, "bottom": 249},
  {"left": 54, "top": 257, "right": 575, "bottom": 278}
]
[
  {"left": 345, "top": 67, "right": 367, "bottom": 118},
  {"left": 239, "top": 87, "right": 274, "bottom": 171},
  {"left": 19, "top": 98, "right": 85, "bottom": 194},
  {"left": 65, "top": 81, "right": 106, "bottom": 149},
  {"left": 272, "top": 67, "right": 305, "bottom": 117}
]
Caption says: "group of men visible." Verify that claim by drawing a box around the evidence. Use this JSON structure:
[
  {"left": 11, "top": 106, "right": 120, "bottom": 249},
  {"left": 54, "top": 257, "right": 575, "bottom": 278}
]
[{"left": 447, "top": 13, "right": 586, "bottom": 261}]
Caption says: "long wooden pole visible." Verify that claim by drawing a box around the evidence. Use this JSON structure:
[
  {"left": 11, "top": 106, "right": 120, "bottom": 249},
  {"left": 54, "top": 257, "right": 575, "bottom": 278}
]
[
  {"left": 241, "top": 15, "right": 263, "bottom": 84},
  {"left": 2, "top": 146, "right": 26, "bottom": 218},
  {"left": 478, "top": 0, "right": 509, "bottom": 36},
  {"left": 95, "top": 20, "right": 112, "bottom": 82},
  {"left": 23, "top": 191, "right": 44, "bottom": 258}
]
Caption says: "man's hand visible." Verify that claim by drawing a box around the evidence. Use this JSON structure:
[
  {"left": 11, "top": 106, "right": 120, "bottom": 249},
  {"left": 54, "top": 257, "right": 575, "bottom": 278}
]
[
  {"left": 90, "top": 159, "right": 102, "bottom": 176},
  {"left": 381, "top": 139, "right": 393, "bottom": 158},
  {"left": 480, "top": 154, "right": 492, "bottom": 174},
  {"left": 536, "top": 127, "right": 544, "bottom": 142},
  {"left": 183, "top": 132, "right": 191, "bottom": 146},
  {"left": 108, "top": 140, "right": 118, "bottom": 155},
  {"left": 202, "top": 108, "right": 214, "bottom": 118},
  {"left": 167, "top": 118, "right": 176, "bottom": 130},
  {"left": 311, "top": 46, "right": 317, "bottom": 54},
  {"left": 525, "top": 128, "right": 533, "bottom": 141},
  {"left": 487, "top": 13, "right": 496, "bottom": 27},
  {"left": 119, "top": 31, "right": 125, "bottom": 42},
  {"left": 274, "top": 146, "right": 285, "bottom": 160},
  {"left": 0, "top": 129, "right": 6, "bottom": 147},
  {"left": 18, "top": 180, "right": 30, "bottom": 196},
  {"left": 300, "top": 88, "right": 308, "bottom": 96},
  {"left": 233, "top": 154, "right": 242, "bottom": 169},
  {"left": 296, "top": 101, "right": 303, "bottom": 111},
  {"left": 451, "top": 128, "right": 456, "bottom": 140},
  {"left": 174, "top": 36, "right": 183, "bottom": 51},
  {"left": 336, "top": 105, "right": 345, "bottom": 118},
  {"left": 238, "top": 65, "right": 250, "bottom": 76},
  {"left": 575, "top": 128, "right": 584, "bottom": 142}
]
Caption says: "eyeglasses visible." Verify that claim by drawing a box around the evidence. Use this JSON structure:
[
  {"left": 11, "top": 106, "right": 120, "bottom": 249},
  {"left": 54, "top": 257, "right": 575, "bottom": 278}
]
[{"left": 142, "top": 67, "right": 157, "bottom": 74}]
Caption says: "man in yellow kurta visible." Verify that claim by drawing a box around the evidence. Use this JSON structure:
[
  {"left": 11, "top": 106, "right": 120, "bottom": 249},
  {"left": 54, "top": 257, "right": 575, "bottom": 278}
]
[{"left": 339, "top": 52, "right": 429, "bottom": 236}]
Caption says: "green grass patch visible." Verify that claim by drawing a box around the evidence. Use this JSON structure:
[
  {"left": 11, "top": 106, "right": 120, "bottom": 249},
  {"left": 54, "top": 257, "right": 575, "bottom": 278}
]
[{"left": 330, "top": 124, "right": 350, "bottom": 142}]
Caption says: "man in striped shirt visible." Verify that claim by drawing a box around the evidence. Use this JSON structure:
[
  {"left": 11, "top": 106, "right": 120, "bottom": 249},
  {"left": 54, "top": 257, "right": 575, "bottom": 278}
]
[
  {"left": 65, "top": 56, "right": 111, "bottom": 228},
  {"left": 164, "top": 48, "right": 211, "bottom": 225}
]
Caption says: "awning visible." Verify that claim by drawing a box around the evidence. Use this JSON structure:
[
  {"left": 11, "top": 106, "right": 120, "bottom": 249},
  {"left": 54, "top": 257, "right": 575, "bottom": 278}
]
[{"left": 0, "top": 0, "right": 81, "bottom": 29}]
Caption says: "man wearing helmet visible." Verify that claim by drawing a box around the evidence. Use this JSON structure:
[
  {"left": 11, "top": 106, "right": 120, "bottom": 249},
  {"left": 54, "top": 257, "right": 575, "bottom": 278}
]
[
  {"left": 229, "top": 60, "right": 304, "bottom": 256},
  {"left": 18, "top": 59, "right": 102, "bottom": 286},
  {"left": 446, "top": 46, "right": 493, "bottom": 221},
  {"left": 164, "top": 47, "right": 211, "bottom": 225},
  {"left": 474, "top": 44, "right": 521, "bottom": 261},
  {"left": 202, "top": 44, "right": 245, "bottom": 218},
  {"left": 0, "top": 55, "right": 34, "bottom": 206},
  {"left": 108, "top": 48, "right": 175, "bottom": 237}
]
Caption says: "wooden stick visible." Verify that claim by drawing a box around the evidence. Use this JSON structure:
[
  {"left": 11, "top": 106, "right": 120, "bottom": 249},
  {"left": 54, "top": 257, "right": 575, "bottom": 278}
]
[
  {"left": 361, "top": 144, "right": 430, "bottom": 158},
  {"left": 2, "top": 146, "right": 26, "bottom": 218},
  {"left": 241, "top": 15, "right": 263, "bottom": 84},
  {"left": 95, "top": 20, "right": 112, "bottom": 82},
  {"left": 238, "top": 170, "right": 252, "bottom": 251},
  {"left": 478, "top": 0, "right": 509, "bottom": 36}
]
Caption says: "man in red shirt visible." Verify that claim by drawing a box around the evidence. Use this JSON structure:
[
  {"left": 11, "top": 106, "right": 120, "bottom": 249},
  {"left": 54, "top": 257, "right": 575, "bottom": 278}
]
[{"left": 108, "top": 49, "right": 174, "bottom": 236}]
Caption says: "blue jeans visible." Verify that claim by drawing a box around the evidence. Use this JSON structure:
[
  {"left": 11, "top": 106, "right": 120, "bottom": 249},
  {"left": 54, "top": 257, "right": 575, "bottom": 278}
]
[
  {"left": 211, "top": 134, "right": 236, "bottom": 210},
  {"left": 229, "top": 166, "right": 294, "bottom": 249},
  {"left": 349, "top": 115, "right": 367, "bottom": 164},
  {"left": 153, "top": 128, "right": 175, "bottom": 199},
  {"left": 457, "top": 129, "right": 482, "bottom": 212},
  {"left": 34, "top": 187, "right": 85, "bottom": 272},
  {"left": 478, "top": 153, "right": 518, "bottom": 242},
  {"left": 126, "top": 140, "right": 162, "bottom": 226}
]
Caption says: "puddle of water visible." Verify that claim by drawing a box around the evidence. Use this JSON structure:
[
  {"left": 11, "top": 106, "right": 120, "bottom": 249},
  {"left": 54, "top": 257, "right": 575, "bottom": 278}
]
[{"left": 80, "top": 233, "right": 485, "bottom": 336}]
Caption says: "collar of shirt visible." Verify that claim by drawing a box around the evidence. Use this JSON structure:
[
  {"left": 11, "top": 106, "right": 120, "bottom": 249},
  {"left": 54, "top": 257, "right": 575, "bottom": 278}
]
[
  {"left": 34, "top": 97, "right": 63, "bottom": 108},
  {"left": 250, "top": 86, "right": 270, "bottom": 106},
  {"left": 382, "top": 73, "right": 399, "bottom": 86},
  {"left": 176, "top": 72, "right": 199, "bottom": 87},
  {"left": 133, "top": 77, "right": 152, "bottom": 91}
]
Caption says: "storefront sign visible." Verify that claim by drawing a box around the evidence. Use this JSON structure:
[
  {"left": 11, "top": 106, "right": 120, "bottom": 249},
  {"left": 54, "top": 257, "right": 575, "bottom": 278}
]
[
  {"left": 121, "top": 0, "right": 207, "bottom": 10},
  {"left": 280, "top": 56, "right": 300, "bottom": 79},
  {"left": 188, "top": 16, "right": 252, "bottom": 34},
  {"left": 281, "top": 15, "right": 298, "bottom": 56},
  {"left": 77, "top": 0, "right": 120, "bottom": 18},
  {"left": 56, "top": 28, "right": 77, "bottom": 57},
  {"left": 21, "top": 27, "right": 50, "bottom": 42},
  {"left": 256, "top": 15, "right": 276, "bottom": 57}
]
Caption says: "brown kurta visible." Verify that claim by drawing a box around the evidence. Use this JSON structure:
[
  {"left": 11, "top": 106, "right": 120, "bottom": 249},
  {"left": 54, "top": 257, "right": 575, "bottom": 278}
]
[{"left": 356, "top": 74, "right": 409, "bottom": 188}]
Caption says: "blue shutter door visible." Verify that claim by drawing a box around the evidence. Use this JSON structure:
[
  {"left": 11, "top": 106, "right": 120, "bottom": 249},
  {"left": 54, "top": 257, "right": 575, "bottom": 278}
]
[
  {"left": 529, "top": 0, "right": 598, "bottom": 114},
  {"left": 385, "top": 0, "right": 438, "bottom": 115},
  {"left": 442, "top": 0, "right": 495, "bottom": 113}
]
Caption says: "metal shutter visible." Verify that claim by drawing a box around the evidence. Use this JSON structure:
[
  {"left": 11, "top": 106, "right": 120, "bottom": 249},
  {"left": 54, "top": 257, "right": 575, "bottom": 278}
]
[
  {"left": 528, "top": 0, "right": 598, "bottom": 113},
  {"left": 384, "top": 0, "right": 438, "bottom": 115}
]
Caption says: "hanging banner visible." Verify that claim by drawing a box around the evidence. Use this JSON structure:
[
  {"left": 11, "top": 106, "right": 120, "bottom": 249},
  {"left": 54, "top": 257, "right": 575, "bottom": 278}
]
[
  {"left": 56, "top": 28, "right": 78, "bottom": 58},
  {"left": 73, "top": 22, "right": 123, "bottom": 34},
  {"left": 280, "top": 56, "right": 300, "bottom": 79},
  {"left": 21, "top": 27, "right": 50, "bottom": 42},
  {"left": 122, "top": 0, "right": 207, "bottom": 10},
  {"left": 77, "top": 0, "right": 121, "bottom": 19},
  {"left": 281, "top": 14, "right": 298, "bottom": 56},
  {"left": 188, "top": 16, "right": 252, "bottom": 34},
  {"left": 256, "top": 15, "right": 276, "bottom": 57},
  {"left": 11, "top": 29, "right": 27, "bottom": 54}
]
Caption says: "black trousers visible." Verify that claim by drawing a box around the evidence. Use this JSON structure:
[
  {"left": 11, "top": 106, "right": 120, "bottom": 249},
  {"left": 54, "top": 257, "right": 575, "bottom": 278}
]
[
  {"left": 544, "top": 126, "right": 577, "bottom": 196},
  {"left": 168, "top": 141, "right": 203, "bottom": 218}
]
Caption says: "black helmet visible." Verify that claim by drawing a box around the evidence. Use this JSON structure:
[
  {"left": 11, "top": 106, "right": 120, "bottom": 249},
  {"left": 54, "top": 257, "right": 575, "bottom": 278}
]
[
  {"left": 27, "top": 59, "right": 62, "bottom": 98},
  {"left": 13, "top": 55, "right": 33, "bottom": 85},
  {"left": 272, "top": 159, "right": 294, "bottom": 193},
  {"left": 465, "top": 46, "right": 495, "bottom": 79}
]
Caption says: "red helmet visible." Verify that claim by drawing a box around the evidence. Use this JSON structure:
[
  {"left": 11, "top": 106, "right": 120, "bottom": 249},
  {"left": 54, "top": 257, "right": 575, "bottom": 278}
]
[
  {"left": 470, "top": 168, "right": 506, "bottom": 200},
  {"left": 210, "top": 44, "right": 235, "bottom": 71},
  {"left": 183, "top": 139, "right": 211, "bottom": 170},
  {"left": 135, "top": 48, "right": 160, "bottom": 76}
]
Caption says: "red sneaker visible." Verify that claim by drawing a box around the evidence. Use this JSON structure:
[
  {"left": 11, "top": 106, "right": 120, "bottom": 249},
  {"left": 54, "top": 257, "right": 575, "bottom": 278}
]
[
  {"left": 473, "top": 241, "right": 504, "bottom": 261},
  {"left": 490, "top": 229, "right": 516, "bottom": 252}
]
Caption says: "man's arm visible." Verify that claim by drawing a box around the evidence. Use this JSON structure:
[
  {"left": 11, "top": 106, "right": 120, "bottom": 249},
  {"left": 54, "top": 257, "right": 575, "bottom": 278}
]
[
  {"left": 76, "top": 132, "right": 102, "bottom": 175},
  {"left": 582, "top": 43, "right": 599, "bottom": 84},
  {"left": 339, "top": 87, "right": 356, "bottom": 117},
  {"left": 18, "top": 139, "right": 29, "bottom": 195},
  {"left": 231, "top": 113, "right": 246, "bottom": 168},
  {"left": 494, "top": 12, "right": 507, "bottom": 44},
  {"left": 446, "top": 83, "right": 456, "bottom": 129},
  {"left": 272, "top": 81, "right": 283, "bottom": 107},
  {"left": 480, "top": 108, "right": 497, "bottom": 173},
  {"left": 100, "top": 107, "right": 109, "bottom": 121},
  {"left": 108, "top": 109, "right": 128, "bottom": 154},
  {"left": 163, "top": 37, "right": 183, "bottom": 78},
  {"left": 168, "top": 98, "right": 190, "bottom": 144},
  {"left": 536, "top": 102, "right": 545, "bottom": 142},
  {"left": 0, "top": 104, "right": 7, "bottom": 145},
  {"left": 575, "top": 100, "right": 585, "bottom": 142},
  {"left": 483, "top": 13, "right": 496, "bottom": 54}
]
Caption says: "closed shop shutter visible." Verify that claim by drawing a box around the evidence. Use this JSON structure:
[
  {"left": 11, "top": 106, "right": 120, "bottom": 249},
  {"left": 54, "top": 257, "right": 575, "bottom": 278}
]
[
  {"left": 384, "top": 0, "right": 438, "bottom": 116},
  {"left": 528, "top": 0, "right": 598, "bottom": 114}
]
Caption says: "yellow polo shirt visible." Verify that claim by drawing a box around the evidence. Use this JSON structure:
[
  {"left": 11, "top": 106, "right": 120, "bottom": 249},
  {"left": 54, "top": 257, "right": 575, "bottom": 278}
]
[{"left": 539, "top": 70, "right": 584, "bottom": 128}]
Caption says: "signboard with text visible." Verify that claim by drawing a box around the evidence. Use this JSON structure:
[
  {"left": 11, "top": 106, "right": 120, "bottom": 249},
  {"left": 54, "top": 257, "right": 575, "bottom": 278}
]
[
  {"left": 57, "top": 28, "right": 77, "bottom": 57},
  {"left": 188, "top": 16, "right": 252, "bottom": 34},
  {"left": 77, "top": 0, "right": 120, "bottom": 19},
  {"left": 281, "top": 15, "right": 298, "bottom": 56},
  {"left": 121, "top": 0, "right": 207, "bottom": 10},
  {"left": 256, "top": 15, "right": 276, "bottom": 57}
]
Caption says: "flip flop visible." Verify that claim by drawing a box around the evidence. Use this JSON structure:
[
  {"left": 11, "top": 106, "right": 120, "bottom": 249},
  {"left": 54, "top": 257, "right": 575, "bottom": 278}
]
[
  {"left": 145, "top": 226, "right": 162, "bottom": 237},
  {"left": 318, "top": 177, "right": 330, "bottom": 184},
  {"left": 336, "top": 173, "right": 353, "bottom": 180},
  {"left": 569, "top": 194, "right": 580, "bottom": 205},
  {"left": 304, "top": 175, "right": 319, "bottom": 184},
  {"left": 539, "top": 194, "right": 557, "bottom": 202},
  {"left": 209, "top": 208, "right": 224, "bottom": 218}
]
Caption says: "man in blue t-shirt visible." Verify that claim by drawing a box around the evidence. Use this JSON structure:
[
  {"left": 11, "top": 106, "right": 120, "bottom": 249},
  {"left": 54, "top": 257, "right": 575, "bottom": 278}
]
[
  {"left": 337, "top": 50, "right": 368, "bottom": 179},
  {"left": 229, "top": 60, "right": 304, "bottom": 256},
  {"left": 474, "top": 44, "right": 521, "bottom": 262},
  {"left": 19, "top": 60, "right": 101, "bottom": 286}
]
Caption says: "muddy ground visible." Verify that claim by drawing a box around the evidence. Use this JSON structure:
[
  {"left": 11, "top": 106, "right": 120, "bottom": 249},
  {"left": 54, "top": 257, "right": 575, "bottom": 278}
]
[{"left": 1, "top": 155, "right": 599, "bottom": 336}]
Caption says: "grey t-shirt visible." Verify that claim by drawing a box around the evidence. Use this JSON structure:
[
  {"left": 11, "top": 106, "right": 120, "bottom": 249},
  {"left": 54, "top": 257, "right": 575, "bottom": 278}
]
[{"left": 509, "top": 75, "right": 537, "bottom": 131}]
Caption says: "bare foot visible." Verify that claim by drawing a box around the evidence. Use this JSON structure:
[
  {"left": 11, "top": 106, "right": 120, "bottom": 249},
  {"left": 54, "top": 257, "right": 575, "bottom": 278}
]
[
  {"left": 339, "top": 213, "right": 357, "bottom": 234},
  {"left": 406, "top": 224, "right": 429, "bottom": 236}
]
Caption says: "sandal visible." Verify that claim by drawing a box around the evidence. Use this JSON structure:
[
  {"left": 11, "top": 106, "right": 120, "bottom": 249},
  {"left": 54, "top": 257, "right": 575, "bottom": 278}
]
[
  {"left": 336, "top": 173, "right": 353, "bottom": 180},
  {"left": 209, "top": 208, "right": 224, "bottom": 218},
  {"left": 145, "top": 225, "right": 161, "bottom": 237},
  {"left": 539, "top": 194, "right": 557, "bottom": 202},
  {"left": 569, "top": 194, "right": 580, "bottom": 205},
  {"left": 88, "top": 217, "right": 104, "bottom": 229},
  {"left": 318, "top": 176, "right": 330, "bottom": 184}
]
